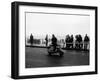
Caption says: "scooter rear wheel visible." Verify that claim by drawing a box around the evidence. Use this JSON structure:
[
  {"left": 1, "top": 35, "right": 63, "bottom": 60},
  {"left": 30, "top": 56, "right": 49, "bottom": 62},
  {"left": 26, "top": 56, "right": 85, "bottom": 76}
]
[{"left": 48, "top": 52, "right": 52, "bottom": 56}]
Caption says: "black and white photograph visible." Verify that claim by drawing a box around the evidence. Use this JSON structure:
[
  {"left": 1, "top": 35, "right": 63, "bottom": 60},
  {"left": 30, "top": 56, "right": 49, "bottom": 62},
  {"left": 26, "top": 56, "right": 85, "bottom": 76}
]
[
  {"left": 11, "top": 1, "right": 97, "bottom": 79},
  {"left": 25, "top": 12, "right": 90, "bottom": 68}
]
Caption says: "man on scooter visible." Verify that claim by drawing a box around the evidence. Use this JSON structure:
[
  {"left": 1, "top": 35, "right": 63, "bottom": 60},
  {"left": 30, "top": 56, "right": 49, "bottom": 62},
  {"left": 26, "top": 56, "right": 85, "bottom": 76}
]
[{"left": 51, "top": 34, "right": 57, "bottom": 51}]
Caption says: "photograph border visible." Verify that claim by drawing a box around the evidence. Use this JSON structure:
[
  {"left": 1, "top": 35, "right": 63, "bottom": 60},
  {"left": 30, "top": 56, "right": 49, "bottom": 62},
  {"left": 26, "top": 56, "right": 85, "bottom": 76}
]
[{"left": 11, "top": 1, "right": 98, "bottom": 79}]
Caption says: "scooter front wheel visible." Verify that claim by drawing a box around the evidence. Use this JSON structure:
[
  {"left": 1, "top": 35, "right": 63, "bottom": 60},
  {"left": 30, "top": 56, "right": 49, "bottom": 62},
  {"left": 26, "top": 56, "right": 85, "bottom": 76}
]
[{"left": 59, "top": 51, "right": 64, "bottom": 57}]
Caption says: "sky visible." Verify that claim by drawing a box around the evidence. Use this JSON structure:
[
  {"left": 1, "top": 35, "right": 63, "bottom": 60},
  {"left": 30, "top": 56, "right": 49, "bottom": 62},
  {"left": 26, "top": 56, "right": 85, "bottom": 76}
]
[{"left": 26, "top": 12, "right": 90, "bottom": 39}]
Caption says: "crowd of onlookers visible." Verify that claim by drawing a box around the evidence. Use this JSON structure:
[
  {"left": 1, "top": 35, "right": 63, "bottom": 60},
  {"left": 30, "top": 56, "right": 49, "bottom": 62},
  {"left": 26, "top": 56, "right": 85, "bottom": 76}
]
[
  {"left": 29, "top": 34, "right": 90, "bottom": 50},
  {"left": 65, "top": 34, "right": 89, "bottom": 50}
]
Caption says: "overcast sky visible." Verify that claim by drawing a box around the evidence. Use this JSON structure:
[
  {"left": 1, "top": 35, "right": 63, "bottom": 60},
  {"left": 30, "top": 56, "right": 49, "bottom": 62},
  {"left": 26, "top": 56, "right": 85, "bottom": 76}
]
[{"left": 26, "top": 12, "right": 90, "bottom": 39}]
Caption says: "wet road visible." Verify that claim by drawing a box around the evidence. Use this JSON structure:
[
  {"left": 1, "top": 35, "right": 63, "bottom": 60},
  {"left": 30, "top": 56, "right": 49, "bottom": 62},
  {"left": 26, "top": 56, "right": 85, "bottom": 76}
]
[{"left": 25, "top": 47, "right": 89, "bottom": 68}]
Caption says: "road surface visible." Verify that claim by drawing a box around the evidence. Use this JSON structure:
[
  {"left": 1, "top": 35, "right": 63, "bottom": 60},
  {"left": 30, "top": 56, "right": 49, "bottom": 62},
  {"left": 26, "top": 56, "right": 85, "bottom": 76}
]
[{"left": 25, "top": 47, "right": 89, "bottom": 68}]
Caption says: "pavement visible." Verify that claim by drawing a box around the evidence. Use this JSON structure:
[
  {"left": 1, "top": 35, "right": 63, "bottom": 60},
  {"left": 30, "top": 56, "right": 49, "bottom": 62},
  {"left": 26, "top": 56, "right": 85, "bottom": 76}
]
[{"left": 25, "top": 47, "right": 89, "bottom": 68}]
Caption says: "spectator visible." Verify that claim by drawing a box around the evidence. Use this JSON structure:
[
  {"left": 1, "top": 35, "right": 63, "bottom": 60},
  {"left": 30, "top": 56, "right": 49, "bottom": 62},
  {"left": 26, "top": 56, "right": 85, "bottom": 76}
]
[
  {"left": 45, "top": 35, "right": 48, "bottom": 47},
  {"left": 75, "top": 34, "right": 83, "bottom": 49},
  {"left": 65, "top": 35, "right": 70, "bottom": 49},
  {"left": 78, "top": 34, "right": 83, "bottom": 49},
  {"left": 84, "top": 34, "right": 89, "bottom": 50},
  {"left": 30, "top": 33, "right": 34, "bottom": 46},
  {"left": 70, "top": 35, "right": 74, "bottom": 48},
  {"left": 75, "top": 35, "right": 79, "bottom": 49}
]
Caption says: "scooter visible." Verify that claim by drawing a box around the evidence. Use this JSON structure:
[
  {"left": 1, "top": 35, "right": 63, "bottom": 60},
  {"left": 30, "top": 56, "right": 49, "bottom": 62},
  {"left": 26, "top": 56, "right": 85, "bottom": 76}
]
[{"left": 47, "top": 44, "right": 64, "bottom": 57}]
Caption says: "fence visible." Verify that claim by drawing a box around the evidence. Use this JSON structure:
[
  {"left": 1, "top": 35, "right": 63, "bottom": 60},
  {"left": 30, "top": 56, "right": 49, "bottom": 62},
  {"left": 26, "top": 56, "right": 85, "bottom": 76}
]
[{"left": 62, "top": 41, "right": 90, "bottom": 50}]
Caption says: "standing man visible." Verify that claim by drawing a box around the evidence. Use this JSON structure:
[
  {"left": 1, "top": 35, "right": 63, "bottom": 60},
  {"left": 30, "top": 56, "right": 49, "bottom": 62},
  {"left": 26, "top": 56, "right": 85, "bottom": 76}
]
[
  {"left": 30, "top": 33, "right": 34, "bottom": 46},
  {"left": 70, "top": 35, "right": 74, "bottom": 49},
  {"left": 45, "top": 34, "right": 48, "bottom": 47},
  {"left": 84, "top": 34, "right": 89, "bottom": 50},
  {"left": 65, "top": 35, "right": 70, "bottom": 49},
  {"left": 78, "top": 34, "right": 83, "bottom": 49}
]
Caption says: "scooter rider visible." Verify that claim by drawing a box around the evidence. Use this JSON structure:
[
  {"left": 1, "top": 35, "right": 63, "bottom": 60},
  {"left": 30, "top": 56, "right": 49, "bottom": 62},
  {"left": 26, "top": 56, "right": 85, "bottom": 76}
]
[{"left": 51, "top": 34, "right": 57, "bottom": 51}]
